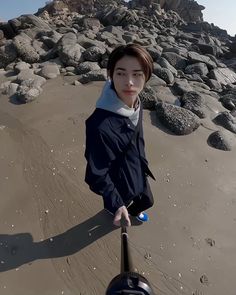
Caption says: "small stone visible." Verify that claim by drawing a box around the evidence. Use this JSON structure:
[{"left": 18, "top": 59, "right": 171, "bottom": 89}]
[
  {"left": 205, "top": 238, "right": 215, "bottom": 246},
  {"left": 200, "top": 274, "right": 209, "bottom": 285}
]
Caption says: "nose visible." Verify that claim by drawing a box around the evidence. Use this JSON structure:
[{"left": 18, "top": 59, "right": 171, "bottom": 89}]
[{"left": 125, "top": 75, "right": 134, "bottom": 87}]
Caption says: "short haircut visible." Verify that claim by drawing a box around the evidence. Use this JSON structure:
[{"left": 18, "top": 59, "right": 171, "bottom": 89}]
[{"left": 107, "top": 43, "right": 153, "bottom": 82}]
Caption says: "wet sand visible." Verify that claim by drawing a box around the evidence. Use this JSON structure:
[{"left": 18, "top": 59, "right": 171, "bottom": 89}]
[{"left": 0, "top": 76, "right": 236, "bottom": 295}]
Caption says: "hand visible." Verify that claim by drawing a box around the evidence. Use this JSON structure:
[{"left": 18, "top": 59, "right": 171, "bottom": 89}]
[{"left": 113, "top": 206, "right": 131, "bottom": 227}]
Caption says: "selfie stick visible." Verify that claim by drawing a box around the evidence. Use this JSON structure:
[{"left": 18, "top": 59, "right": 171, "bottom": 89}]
[{"left": 105, "top": 222, "right": 155, "bottom": 295}]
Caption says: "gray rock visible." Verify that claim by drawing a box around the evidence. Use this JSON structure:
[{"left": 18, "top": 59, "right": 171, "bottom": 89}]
[
  {"left": 188, "top": 51, "right": 217, "bottom": 69},
  {"left": 76, "top": 61, "right": 100, "bottom": 75},
  {"left": 14, "top": 61, "right": 31, "bottom": 73},
  {"left": 97, "top": 6, "right": 138, "bottom": 27},
  {"left": 16, "top": 83, "right": 42, "bottom": 103},
  {"left": 219, "top": 89, "right": 236, "bottom": 110},
  {"left": 162, "top": 51, "right": 188, "bottom": 70},
  {"left": 139, "top": 85, "right": 157, "bottom": 110},
  {"left": 153, "top": 65, "right": 174, "bottom": 84},
  {"left": 146, "top": 46, "right": 162, "bottom": 61},
  {"left": 1, "top": 81, "right": 19, "bottom": 96},
  {"left": 197, "top": 43, "right": 220, "bottom": 56},
  {"left": 156, "top": 102, "right": 200, "bottom": 135},
  {"left": 155, "top": 86, "right": 178, "bottom": 105},
  {"left": 16, "top": 69, "right": 35, "bottom": 83},
  {"left": 209, "top": 68, "right": 236, "bottom": 86},
  {"left": 78, "top": 69, "right": 107, "bottom": 84},
  {"left": 173, "top": 78, "right": 193, "bottom": 95},
  {"left": 82, "top": 45, "right": 106, "bottom": 62},
  {"left": 180, "top": 91, "right": 206, "bottom": 118},
  {"left": 40, "top": 30, "right": 62, "bottom": 49},
  {"left": 157, "top": 57, "right": 178, "bottom": 76},
  {"left": 147, "top": 74, "right": 167, "bottom": 89},
  {"left": 77, "top": 35, "right": 106, "bottom": 49},
  {"left": 57, "top": 32, "right": 84, "bottom": 66},
  {"left": 185, "top": 62, "right": 209, "bottom": 76},
  {"left": 213, "top": 111, "right": 236, "bottom": 134},
  {"left": 20, "top": 75, "right": 46, "bottom": 89},
  {"left": 13, "top": 33, "right": 40, "bottom": 63},
  {"left": 205, "top": 78, "right": 222, "bottom": 92},
  {"left": 208, "top": 130, "right": 236, "bottom": 151},
  {"left": 0, "top": 41, "right": 18, "bottom": 68},
  {"left": 39, "top": 64, "right": 60, "bottom": 79}
]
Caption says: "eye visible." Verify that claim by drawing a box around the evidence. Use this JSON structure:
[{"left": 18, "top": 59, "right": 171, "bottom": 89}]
[
  {"left": 134, "top": 73, "right": 143, "bottom": 77},
  {"left": 116, "top": 72, "right": 125, "bottom": 76}
]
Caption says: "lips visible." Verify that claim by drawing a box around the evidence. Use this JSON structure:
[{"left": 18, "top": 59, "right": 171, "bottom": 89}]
[{"left": 123, "top": 90, "right": 136, "bottom": 95}]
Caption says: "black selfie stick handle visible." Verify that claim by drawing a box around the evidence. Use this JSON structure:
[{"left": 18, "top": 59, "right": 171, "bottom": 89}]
[{"left": 121, "top": 225, "right": 133, "bottom": 273}]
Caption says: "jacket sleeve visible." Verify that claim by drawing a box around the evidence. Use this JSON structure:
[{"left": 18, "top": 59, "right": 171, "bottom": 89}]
[{"left": 85, "top": 127, "right": 124, "bottom": 214}]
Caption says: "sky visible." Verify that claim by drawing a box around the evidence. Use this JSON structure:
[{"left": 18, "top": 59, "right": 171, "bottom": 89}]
[{"left": 0, "top": 0, "right": 235, "bottom": 37}]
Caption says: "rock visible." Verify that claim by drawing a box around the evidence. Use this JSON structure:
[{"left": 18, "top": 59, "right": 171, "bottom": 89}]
[
  {"left": 185, "top": 62, "right": 209, "bottom": 76},
  {"left": 13, "top": 33, "right": 40, "bottom": 63},
  {"left": 173, "top": 78, "right": 193, "bottom": 95},
  {"left": 16, "top": 69, "right": 35, "bottom": 83},
  {"left": 156, "top": 102, "right": 200, "bottom": 135},
  {"left": 78, "top": 68, "right": 107, "bottom": 84},
  {"left": 188, "top": 51, "right": 217, "bottom": 69},
  {"left": 82, "top": 45, "right": 106, "bottom": 62},
  {"left": 14, "top": 61, "right": 31, "bottom": 73},
  {"left": 96, "top": 6, "right": 138, "bottom": 27},
  {"left": 139, "top": 85, "right": 157, "bottom": 110},
  {"left": 157, "top": 57, "right": 178, "bottom": 76},
  {"left": 16, "top": 84, "right": 42, "bottom": 103},
  {"left": 219, "top": 89, "right": 236, "bottom": 110},
  {"left": 180, "top": 91, "right": 206, "bottom": 118},
  {"left": 1, "top": 81, "right": 19, "bottom": 96},
  {"left": 76, "top": 61, "right": 101, "bottom": 75},
  {"left": 147, "top": 74, "right": 167, "bottom": 89},
  {"left": 208, "top": 68, "right": 236, "bottom": 86},
  {"left": 208, "top": 130, "right": 236, "bottom": 151},
  {"left": 57, "top": 32, "right": 84, "bottom": 66},
  {"left": 213, "top": 111, "right": 236, "bottom": 134},
  {"left": 153, "top": 64, "right": 174, "bottom": 84},
  {"left": 39, "top": 63, "right": 60, "bottom": 79},
  {"left": 0, "top": 41, "right": 18, "bottom": 68},
  {"left": 162, "top": 51, "right": 188, "bottom": 70}
]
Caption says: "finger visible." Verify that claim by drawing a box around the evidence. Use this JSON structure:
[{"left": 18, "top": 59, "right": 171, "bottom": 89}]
[
  {"left": 126, "top": 216, "right": 131, "bottom": 227},
  {"left": 113, "top": 212, "right": 122, "bottom": 226}
]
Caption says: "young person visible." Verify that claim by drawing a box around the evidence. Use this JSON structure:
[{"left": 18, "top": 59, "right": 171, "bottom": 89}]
[{"left": 85, "top": 44, "right": 155, "bottom": 227}]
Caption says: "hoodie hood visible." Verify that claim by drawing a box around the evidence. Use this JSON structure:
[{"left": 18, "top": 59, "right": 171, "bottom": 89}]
[{"left": 96, "top": 80, "right": 140, "bottom": 126}]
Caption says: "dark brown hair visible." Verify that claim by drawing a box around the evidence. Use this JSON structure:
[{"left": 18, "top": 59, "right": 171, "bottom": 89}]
[{"left": 107, "top": 43, "right": 153, "bottom": 82}]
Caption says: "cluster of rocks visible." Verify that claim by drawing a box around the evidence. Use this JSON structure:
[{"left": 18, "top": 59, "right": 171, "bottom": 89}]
[{"left": 0, "top": 0, "right": 236, "bottom": 150}]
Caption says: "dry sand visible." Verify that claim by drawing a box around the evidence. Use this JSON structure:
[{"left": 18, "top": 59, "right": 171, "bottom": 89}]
[{"left": 0, "top": 76, "right": 236, "bottom": 295}]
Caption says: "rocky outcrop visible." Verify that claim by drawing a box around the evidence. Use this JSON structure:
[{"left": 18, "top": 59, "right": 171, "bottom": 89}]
[
  {"left": 0, "top": 0, "right": 236, "bottom": 151},
  {"left": 128, "top": 0, "right": 204, "bottom": 22}
]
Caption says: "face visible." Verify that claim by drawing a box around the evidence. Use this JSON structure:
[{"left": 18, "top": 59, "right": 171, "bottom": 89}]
[{"left": 111, "top": 55, "right": 146, "bottom": 108}]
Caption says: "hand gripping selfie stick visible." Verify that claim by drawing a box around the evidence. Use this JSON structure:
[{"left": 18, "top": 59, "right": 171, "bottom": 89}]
[{"left": 106, "top": 221, "right": 155, "bottom": 295}]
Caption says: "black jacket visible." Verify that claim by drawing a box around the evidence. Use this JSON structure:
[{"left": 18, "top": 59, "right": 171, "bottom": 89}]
[{"left": 84, "top": 107, "right": 155, "bottom": 214}]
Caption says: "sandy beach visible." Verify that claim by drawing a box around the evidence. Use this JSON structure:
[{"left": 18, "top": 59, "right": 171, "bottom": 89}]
[{"left": 0, "top": 76, "right": 236, "bottom": 295}]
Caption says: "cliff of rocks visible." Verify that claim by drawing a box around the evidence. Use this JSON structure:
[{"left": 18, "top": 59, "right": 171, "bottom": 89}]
[{"left": 0, "top": 0, "right": 236, "bottom": 150}]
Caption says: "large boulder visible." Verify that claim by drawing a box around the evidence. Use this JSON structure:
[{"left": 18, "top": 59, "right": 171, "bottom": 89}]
[
  {"left": 96, "top": 6, "right": 138, "bottom": 27},
  {"left": 13, "top": 33, "right": 40, "bottom": 63},
  {"left": 156, "top": 102, "right": 200, "bottom": 135},
  {"left": 208, "top": 68, "right": 236, "bottom": 86},
  {"left": 0, "top": 41, "right": 18, "bottom": 68},
  {"left": 180, "top": 91, "right": 206, "bottom": 118},
  {"left": 57, "top": 32, "right": 84, "bottom": 66}
]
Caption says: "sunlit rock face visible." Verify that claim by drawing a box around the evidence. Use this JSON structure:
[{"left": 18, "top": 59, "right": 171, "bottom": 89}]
[{"left": 128, "top": 0, "right": 204, "bottom": 22}]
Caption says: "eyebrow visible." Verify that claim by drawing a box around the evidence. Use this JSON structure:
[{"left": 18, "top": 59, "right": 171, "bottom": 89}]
[{"left": 115, "top": 67, "right": 143, "bottom": 72}]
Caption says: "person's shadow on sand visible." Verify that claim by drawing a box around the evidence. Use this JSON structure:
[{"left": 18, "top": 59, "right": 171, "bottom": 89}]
[{"left": 0, "top": 210, "right": 141, "bottom": 272}]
